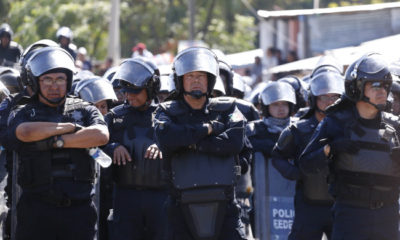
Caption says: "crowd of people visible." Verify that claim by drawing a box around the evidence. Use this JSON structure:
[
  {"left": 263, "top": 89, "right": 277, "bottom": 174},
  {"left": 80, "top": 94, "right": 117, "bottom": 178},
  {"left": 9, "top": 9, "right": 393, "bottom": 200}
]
[{"left": 0, "top": 23, "right": 400, "bottom": 240}]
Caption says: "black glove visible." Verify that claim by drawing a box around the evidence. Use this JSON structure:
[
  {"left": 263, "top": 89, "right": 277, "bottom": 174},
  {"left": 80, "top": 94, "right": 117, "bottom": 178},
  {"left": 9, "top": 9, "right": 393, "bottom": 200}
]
[
  {"left": 330, "top": 138, "right": 360, "bottom": 155},
  {"left": 27, "top": 136, "right": 55, "bottom": 151},
  {"left": 209, "top": 120, "right": 225, "bottom": 136}
]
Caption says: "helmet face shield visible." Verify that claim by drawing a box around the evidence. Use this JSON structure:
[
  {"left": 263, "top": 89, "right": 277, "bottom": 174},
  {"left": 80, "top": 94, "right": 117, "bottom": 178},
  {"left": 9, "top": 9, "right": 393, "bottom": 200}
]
[
  {"left": 112, "top": 59, "right": 154, "bottom": 88},
  {"left": 112, "top": 59, "right": 159, "bottom": 100},
  {"left": 27, "top": 48, "right": 76, "bottom": 78},
  {"left": 174, "top": 48, "right": 219, "bottom": 78},
  {"left": 310, "top": 72, "right": 344, "bottom": 96},
  {"left": 345, "top": 53, "right": 392, "bottom": 102},
  {"left": 173, "top": 47, "right": 219, "bottom": 95},
  {"left": 260, "top": 82, "right": 296, "bottom": 106},
  {"left": 26, "top": 46, "right": 76, "bottom": 94},
  {"left": 75, "top": 77, "right": 117, "bottom": 104}
]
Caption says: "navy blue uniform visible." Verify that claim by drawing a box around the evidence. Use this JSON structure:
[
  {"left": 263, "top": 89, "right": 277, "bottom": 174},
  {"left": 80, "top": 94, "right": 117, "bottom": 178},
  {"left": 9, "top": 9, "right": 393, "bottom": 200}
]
[
  {"left": 300, "top": 102, "right": 400, "bottom": 240},
  {"left": 104, "top": 103, "right": 168, "bottom": 240},
  {"left": 0, "top": 92, "right": 30, "bottom": 239},
  {"left": 0, "top": 42, "right": 22, "bottom": 66},
  {"left": 154, "top": 98, "right": 248, "bottom": 240},
  {"left": 271, "top": 115, "right": 333, "bottom": 240},
  {"left": 6, "top": 97, "right": 106, "bottom": 240}
]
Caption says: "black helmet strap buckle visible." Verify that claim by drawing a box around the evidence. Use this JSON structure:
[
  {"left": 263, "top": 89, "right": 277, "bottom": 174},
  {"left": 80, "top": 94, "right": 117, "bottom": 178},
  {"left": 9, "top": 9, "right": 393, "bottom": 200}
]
[{"left": 183, "top": 90, "right": 207, "bottom": 99}]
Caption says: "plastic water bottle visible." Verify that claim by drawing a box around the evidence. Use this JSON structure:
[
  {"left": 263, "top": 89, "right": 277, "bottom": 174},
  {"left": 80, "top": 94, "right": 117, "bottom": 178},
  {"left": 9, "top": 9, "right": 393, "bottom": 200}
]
[{"left": 88, "top": 148, "right": 112, "bottom": 168}]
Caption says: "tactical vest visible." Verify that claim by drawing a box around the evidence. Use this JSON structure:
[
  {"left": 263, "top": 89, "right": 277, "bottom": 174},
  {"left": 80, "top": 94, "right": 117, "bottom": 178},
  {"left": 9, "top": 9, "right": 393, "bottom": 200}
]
[
  {"left": 111, "top": 105, "right": 165, "bottom": 188},
  {"left": 335, "top": 123, "right": 400, "bottom": 178},
  {"left": 17, "top": 97, "right": 95, "bottom": 189},
  {"left": 161, "top": 98, "right": 240, "bottom": 240},
  {"left": 295, "top": 118, "right": 333, "bottom": 204},
  {"left": 333, "top": 111, "right": 400, "bottom": 205}
]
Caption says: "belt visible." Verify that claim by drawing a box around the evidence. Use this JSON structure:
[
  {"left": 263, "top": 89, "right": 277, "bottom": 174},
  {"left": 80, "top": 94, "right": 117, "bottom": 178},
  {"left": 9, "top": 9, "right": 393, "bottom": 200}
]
[
  {"left": 335, "top": 184, "right": 398, "bottom": 209},
  {"left": 26, "top": 193, "right": 91, "bottom": 207}
]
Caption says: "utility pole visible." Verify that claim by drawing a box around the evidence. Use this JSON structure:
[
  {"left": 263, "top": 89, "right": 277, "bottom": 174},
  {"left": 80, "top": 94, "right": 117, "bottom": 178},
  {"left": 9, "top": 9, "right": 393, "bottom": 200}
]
[
  {"left": 189, "top": 0, "right": 195, "bottom": 41},
  {"left": 313, "top": 0, "right": 320, "bottom": 9},
  {"left": 108, "top": 0, "right": 121, "bottom": 64}
]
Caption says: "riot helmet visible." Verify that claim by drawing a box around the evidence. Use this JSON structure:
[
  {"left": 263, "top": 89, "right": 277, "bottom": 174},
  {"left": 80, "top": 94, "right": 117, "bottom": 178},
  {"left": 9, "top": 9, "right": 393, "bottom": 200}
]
[
  {"left": 70, "top": 70, "right": 95, "bottom": 95},
  {"left": 74, "top": 76, "right": 117, "bottom": 104},
  {"left": 259, "top": 81, "right": 296, "bottom": 117},
  {"left": 19, "top": 39, "right": 59, "bottom": 88},
  {"left": 0, "top": 81, "right": 9, "bottom": 101},
  {"left": 56, "top": 26, "right": 73, "bottom": 41},
  {"left": 344, "top": 53, "right": 392, "bottom": 110},
  {"left": 25, "top": 46, "right": 76, "bottom": 103},
  {"left": 0, "top": 67, "right": 21, "bottom": 94},
  {"left": 112, "top": 58, "right": 160, "bottom": 101},
  {"left": 232, "top": 73, "right": 245, "bottom": 99},
  {"left": 173, "top": 47, "right": 219, "bottom": 98},
  {"left": 311, "top": 55, "right": 343, "bottom": 78},
  {"left": 277, "top": 75, "right": 308, "bottom": 110},
  {"left": 218, "top": 60, "right": 234, "bottom": 96},
  {"left": 309, "top": 71, "right": 344, "bottom": 112},
  {"left": 0, "top": 23, "right": 13, "bottom": 40}
]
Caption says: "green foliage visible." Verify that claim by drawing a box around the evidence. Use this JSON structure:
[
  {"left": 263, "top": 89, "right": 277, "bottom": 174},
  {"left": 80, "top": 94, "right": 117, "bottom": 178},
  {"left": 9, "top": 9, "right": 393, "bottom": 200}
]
[
  {"left": 6, "top": 0, "right": 110, "bottom": 59},
  {"left": 3, "top": 0, "right": 394, "bottom": 60}
]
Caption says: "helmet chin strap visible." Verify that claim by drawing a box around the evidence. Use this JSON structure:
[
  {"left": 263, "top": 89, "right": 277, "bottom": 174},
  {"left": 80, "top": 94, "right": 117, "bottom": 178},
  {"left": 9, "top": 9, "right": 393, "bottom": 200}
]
[
  {"left": 361, "top": 96, "right": 386, "bottom": 111},
  {"left": 39, "top": 92, "right": 66, "bottom": 105},
  {"left": 183, "top": 90, "right": 207, "bottom": 99}
]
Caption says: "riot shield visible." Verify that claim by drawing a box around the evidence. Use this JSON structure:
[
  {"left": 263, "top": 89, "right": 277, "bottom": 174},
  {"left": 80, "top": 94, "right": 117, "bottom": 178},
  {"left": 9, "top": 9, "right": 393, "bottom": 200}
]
[
  {"left": 253, "top": 152, "right": 296, "bottom": 240},
  {"left": 0, "top": 149, "right": 8, "bottom": 238},
  {"left": 93, "top": 162, "right": 101, "bottom": 240}
]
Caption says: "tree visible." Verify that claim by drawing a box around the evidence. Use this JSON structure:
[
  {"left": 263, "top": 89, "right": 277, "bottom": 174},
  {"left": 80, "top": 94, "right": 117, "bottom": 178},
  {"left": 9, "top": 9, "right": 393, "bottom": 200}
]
[{"left": 7, "top": 0, "right": 110, "bottom": 59}]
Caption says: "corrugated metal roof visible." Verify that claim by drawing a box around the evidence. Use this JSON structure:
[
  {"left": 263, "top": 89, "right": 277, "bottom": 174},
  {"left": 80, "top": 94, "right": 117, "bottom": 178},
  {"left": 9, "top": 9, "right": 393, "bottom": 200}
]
[
  {"left": 267, "top": 34, "right": 400, "bottom": 74},
  {"left": 258, "top": 2, "right": 400, "bottom": 19}
]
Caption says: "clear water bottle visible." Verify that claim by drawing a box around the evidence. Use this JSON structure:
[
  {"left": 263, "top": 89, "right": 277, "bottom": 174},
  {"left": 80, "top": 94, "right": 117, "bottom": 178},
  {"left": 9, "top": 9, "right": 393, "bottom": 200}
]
[{"left": 88, "top": 147, "right": 112, "bottom": 168}]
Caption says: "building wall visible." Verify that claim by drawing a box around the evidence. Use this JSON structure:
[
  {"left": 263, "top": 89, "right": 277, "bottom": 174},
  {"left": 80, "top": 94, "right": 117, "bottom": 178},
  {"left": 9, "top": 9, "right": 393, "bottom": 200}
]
[{"left": 259, "top": 7, "right": 400, "bottom": 59}]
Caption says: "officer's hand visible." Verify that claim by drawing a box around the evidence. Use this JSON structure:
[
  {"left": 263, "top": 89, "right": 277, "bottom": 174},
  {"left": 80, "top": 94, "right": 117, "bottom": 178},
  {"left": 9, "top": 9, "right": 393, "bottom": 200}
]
[
  {"left": 145, "top": 144, "right": 163, "bottom": 160},
  {"left": 113, "top": 145, "right": 131, "bottom": 165},
  {"left": 29, "top": 136, "right": 55, "bottom": 151},
  {"left": 209, "top": 120, "right": 225, "bottom": 135},
  {"left": 329, "top": 138, "right": 360, "bottom": 155}
]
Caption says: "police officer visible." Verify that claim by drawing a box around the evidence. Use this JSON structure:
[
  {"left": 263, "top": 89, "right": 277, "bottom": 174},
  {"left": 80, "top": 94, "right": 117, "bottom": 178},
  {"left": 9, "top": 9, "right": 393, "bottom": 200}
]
[
  {"left": 74, "top": 76, "right": 117, "bottom": 115},
  {"left": 5, "top": 46, "right": 109, "bottom": 240},
  {"left": 247, "top": 81, "right": 297, "bottom": 239},
  {"left": 271, "top": 71, "right": 344, "bottom": 240},
  {"left": 247, "top": 81, "right": 296, "bottom": 157},
  {"left": 154, "top": 47, "right": 248, "bottom": 240},
  {"left": 56, "top": 26, "right": 77, "bottom": 60},
  {"left": 104, "top": 58, "right": 167, "bottom": 240},
  {"left": 74, "top": 75, "right": 116, "bottom": 240},
  {"left": 0, "top": 67, "right": 22, "bottom": 94},
  {"left": 0, "top": 23, "right": 23, "bottom": 67},
  {"left": 277, "top": 75, "right": 308, "bottom": 113},
  {"left": 300, "top": 53, "right": 400, "bottom": 240},
  {"left": 0, "top": 39, "right": 58, "bottom": 240},
  {"left": 389, "top": 62, "right": 400, "bottom": 115}
]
